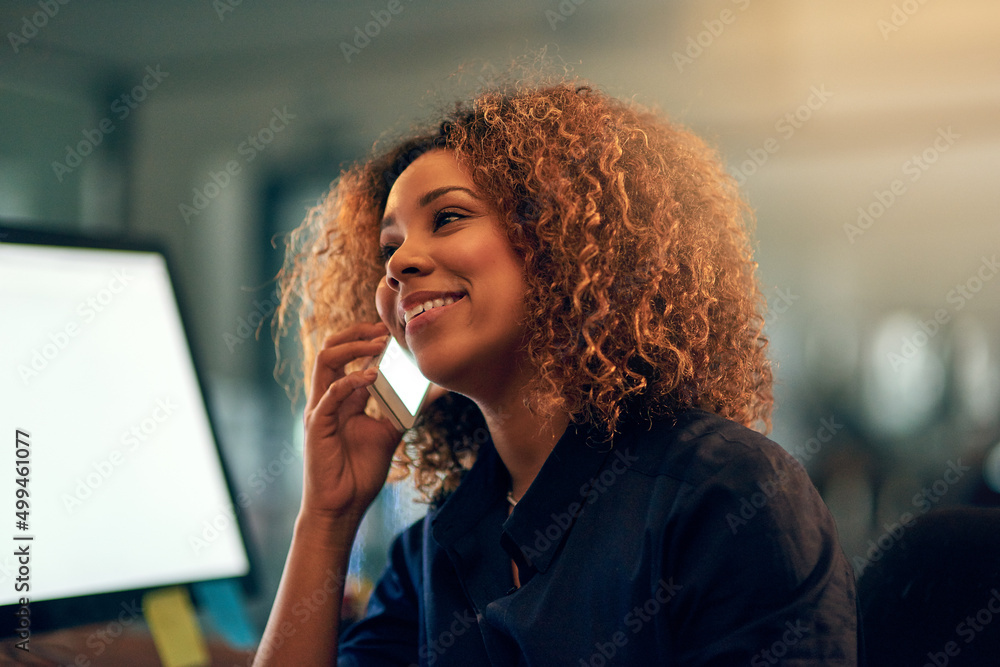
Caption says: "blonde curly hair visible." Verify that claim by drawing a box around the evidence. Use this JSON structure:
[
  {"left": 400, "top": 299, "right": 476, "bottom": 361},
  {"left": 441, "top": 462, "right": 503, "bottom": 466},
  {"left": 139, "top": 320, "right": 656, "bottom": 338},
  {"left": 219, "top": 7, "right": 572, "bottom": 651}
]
[{"left": 275, "top": 81, "right": 773, "bottom": 502}]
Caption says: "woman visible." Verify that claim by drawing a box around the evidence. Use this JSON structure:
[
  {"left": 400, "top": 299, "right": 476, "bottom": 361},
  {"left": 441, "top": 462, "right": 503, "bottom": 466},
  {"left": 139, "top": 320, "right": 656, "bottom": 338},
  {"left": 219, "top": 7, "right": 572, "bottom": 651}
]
[{"left": 257, "top": 81, "right": 861, "bottom": 665}]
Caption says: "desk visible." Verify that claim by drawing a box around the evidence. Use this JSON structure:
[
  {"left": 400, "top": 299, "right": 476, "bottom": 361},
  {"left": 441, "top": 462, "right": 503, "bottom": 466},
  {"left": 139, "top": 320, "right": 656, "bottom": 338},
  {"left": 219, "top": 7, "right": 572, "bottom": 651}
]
[{"left": 0, "top": 623, "right": 255, "bottom": 666}]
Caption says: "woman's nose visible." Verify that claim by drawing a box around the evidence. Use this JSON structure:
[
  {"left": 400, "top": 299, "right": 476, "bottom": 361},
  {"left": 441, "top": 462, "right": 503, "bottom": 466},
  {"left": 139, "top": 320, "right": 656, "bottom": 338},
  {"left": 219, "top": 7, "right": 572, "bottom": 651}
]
[{"left": 385, "top": 237, "right": 432, "bottom": 290}]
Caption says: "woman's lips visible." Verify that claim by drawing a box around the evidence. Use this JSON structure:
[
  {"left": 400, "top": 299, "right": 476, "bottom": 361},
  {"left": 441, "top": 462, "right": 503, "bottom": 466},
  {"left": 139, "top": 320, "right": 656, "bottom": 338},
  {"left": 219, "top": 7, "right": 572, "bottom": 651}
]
[
  {"left": 403, "top": 293, "right": 465, "bottom": 324},
  {"left": 405, "top": 294, "right": 465, "bottom": 336}
]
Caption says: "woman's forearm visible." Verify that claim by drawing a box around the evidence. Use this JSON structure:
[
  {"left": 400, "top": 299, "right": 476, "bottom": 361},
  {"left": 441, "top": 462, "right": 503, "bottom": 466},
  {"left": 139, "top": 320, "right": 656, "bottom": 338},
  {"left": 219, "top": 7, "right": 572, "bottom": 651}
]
[{"left": 252, "top": 510, "right": 363, "bottom": 667}]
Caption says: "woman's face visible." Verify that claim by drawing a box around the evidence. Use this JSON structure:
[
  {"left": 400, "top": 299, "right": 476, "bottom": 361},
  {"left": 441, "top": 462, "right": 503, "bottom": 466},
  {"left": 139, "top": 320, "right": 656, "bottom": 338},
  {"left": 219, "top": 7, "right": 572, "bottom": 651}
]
[{"left": 375, "top": 149, "right": 530, "bottom": 399}]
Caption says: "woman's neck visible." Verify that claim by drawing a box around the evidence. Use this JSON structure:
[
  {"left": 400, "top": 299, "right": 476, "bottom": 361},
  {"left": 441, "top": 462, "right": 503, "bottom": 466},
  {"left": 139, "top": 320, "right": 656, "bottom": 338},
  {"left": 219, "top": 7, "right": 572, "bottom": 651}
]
[{"left": 477, "top": 393, "right": 569, "bottom": 503}]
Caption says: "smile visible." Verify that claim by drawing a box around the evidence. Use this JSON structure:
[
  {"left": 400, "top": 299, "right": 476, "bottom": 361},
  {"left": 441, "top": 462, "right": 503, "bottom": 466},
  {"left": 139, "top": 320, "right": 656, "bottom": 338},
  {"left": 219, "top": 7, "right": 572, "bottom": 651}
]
[{"left": 404, "top": 294, "right": 464, "bottom": 325}]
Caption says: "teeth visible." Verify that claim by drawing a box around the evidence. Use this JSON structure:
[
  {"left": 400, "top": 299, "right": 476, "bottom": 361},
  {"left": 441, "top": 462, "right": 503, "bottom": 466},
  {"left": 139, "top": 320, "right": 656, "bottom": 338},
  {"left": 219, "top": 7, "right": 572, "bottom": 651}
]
[{"left": 404, "top": 295, "right": 459, "bottom": 324}]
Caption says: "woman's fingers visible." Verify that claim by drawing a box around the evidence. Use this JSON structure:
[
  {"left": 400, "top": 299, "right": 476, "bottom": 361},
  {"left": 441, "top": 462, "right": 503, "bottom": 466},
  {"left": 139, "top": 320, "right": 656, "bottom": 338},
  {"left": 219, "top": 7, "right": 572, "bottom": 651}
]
[
  {"left": 308, "top": 367, "right": 376, "bottom": 434},
  {"left": 306, "top": 322, "right": 388, "bottom": 411},
  {"left": 340, "top": 368, "right": 379, "bottom": 416},
  {"left": 300, "top": 365, "right": 401, "bottom": 515},
  {"left": 297, "top": 322, "right": 407, "bottom": 516}
]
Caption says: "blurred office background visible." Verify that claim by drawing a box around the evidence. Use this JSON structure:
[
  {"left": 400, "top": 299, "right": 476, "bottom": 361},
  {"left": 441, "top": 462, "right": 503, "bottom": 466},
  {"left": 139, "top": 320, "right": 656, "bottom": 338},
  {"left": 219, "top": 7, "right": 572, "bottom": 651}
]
[{"left": 2, "top": 0, "right": 999, "bottom": 634}]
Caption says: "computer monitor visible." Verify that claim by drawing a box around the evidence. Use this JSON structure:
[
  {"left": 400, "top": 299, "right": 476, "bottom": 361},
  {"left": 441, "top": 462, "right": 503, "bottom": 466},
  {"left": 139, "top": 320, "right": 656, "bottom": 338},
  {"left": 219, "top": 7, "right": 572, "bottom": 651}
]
[{"left": 0, "top": 225, "right": 255, "bottom": 636}]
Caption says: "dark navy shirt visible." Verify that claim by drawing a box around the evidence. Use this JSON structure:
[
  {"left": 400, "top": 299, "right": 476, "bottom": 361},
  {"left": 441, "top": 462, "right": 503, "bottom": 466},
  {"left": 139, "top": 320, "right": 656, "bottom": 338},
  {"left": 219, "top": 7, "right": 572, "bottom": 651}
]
[{"left": 338, "top": 409, "right": 861, "bottom": 665}]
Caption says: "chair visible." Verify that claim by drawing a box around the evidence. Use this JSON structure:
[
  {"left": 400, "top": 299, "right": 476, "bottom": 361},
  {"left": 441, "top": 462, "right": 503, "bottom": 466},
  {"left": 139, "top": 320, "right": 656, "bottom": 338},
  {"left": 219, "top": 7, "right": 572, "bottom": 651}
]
[{"left": 857, "top": 506, "right": 1000, "bottom": 666}]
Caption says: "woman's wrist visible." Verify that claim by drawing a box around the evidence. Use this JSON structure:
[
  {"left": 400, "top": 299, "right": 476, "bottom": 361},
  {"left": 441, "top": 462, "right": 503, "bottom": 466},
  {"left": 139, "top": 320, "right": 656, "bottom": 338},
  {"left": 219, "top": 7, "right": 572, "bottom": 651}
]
[{"left": 294, "top": 505, "right": 366, "bottom": 548}]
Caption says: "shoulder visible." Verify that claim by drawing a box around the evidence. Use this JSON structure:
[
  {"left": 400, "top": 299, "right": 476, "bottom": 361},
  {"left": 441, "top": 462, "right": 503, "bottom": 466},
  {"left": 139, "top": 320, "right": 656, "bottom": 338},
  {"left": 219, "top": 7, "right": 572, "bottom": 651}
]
[
  {"left": 617, "top": 411, "right": 860, "bottom": 663},
  {"left": 613, "top": 409, "right": 837, "bottom": 558},
  {"left": 623, "top": 408, "right": 802, "bottom": 495}
]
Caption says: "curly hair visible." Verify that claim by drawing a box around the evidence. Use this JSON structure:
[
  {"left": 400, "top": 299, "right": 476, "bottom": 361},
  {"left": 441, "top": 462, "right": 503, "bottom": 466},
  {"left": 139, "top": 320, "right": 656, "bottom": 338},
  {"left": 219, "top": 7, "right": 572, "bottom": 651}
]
[{"left": 274, "top": 81, "right": 773, "bottom": 502}]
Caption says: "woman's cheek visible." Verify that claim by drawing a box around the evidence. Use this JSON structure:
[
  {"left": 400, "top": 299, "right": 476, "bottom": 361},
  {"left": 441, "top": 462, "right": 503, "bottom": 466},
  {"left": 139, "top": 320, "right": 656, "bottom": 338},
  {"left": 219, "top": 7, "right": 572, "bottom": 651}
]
[{"left": 374, "top": 278, "right": 398, "bottom": 331}]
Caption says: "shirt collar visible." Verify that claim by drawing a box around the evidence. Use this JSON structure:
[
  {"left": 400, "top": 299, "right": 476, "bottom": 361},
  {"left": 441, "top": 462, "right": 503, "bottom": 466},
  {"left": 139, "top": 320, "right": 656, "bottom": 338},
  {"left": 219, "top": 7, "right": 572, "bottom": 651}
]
[
  {"left": 430, "top": 435, "right": 509, "bottom": 549},
  {"left": 501, "top": 420, "right": 622, "bottom": 579},
  {"left": 430, "top": 419, "right": 631, "bottom": 581}
]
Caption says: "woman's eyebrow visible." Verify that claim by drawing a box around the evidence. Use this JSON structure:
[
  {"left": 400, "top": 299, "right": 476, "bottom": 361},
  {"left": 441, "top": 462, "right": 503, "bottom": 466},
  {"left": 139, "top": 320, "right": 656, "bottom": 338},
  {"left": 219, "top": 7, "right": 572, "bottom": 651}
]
[
  {"left": 381, "top": 186, "right": 480, "bottom": 230},
  {"left": 418, "top": 185, "right": 479, "bottom": 207}
]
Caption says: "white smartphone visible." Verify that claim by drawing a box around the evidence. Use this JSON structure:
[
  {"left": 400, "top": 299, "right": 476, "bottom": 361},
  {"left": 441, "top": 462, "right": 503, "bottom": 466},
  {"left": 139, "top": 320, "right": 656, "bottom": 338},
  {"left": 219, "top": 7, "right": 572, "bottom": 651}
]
[{"left": 366, "top": 336, "right": 433, "bottom": 431}]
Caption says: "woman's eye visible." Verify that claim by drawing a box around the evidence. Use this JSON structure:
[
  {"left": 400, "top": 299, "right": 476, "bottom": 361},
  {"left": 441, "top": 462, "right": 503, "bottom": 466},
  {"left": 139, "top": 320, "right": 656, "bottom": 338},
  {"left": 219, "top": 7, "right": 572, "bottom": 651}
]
[
  {"left": 380, "top": 211, "right": 464, "bottom": 263},
  {"left": 434, "top": 210, "right": 464, "bottom": 229}
]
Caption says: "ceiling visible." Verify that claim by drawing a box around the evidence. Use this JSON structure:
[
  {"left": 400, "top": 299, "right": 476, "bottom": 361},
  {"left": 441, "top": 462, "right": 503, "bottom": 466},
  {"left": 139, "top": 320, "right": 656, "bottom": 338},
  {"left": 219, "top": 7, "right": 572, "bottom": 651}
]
[{"left": 2, "top": 0, "right": 999, "bottom": 333}]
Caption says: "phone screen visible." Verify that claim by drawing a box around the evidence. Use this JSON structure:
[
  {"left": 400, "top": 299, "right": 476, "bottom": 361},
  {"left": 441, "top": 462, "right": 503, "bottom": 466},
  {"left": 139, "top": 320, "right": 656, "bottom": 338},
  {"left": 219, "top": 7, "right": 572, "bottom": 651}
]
[{"left": 379, "top": 337, "right": 431, "bottom": 415}]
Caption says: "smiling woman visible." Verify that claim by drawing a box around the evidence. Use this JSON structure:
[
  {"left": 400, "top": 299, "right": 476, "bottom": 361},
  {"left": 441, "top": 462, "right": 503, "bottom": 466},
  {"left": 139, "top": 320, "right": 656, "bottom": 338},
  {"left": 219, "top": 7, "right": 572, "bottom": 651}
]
[
  {"left": 376, "top": 150, "right": 532, "bottom": 405},
  {"left": 260, "top": 80, "right": 862, "bottom": 665}
]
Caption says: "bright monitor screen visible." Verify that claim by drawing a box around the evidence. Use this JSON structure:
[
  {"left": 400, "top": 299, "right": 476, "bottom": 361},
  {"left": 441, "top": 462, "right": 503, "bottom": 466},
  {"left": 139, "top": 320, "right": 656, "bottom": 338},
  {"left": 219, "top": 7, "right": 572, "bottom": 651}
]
[{"left": 0, "top": 229, "right": 251, "bottom": 630}]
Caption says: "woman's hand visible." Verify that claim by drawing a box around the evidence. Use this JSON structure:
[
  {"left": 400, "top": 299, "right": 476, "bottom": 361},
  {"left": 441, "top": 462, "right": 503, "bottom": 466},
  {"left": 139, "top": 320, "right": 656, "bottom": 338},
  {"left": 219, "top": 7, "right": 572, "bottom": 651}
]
[
  {"left": 254, "top": 321, "right": 401, "bottom": 667},
  {"left": 300, "top": 321, "right": 402, "bottom": 522}
]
